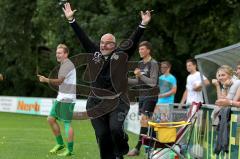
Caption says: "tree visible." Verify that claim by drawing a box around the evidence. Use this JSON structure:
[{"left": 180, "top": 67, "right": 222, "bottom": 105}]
[{"left": 0, "top": 0, "right": 240, "bottom": 102}]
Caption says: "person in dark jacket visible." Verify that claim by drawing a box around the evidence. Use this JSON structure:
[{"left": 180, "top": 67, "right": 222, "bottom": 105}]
[
  {"left": 127, "top": 41, "right": 159, "bottom": 156},
  {"left": 63, "top": 2, "right": 152, "bottom": 159}
]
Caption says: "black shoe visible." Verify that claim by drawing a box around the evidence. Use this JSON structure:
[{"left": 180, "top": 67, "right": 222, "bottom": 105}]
[{"left": 116, "top": 156, "right": 123, "bottom": 159}]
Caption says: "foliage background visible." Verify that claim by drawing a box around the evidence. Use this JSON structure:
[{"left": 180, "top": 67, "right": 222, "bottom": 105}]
[{"left": 0, "top": 0, "right": 240, "bottom": 102}]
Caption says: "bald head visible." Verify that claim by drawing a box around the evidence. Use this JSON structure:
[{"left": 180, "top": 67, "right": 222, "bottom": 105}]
[
  {"left": 100, "top": 33, "right": 116, "bottom": 56},
  {"left": 101, "top": 33, "right": 116, "bottom": 43}
]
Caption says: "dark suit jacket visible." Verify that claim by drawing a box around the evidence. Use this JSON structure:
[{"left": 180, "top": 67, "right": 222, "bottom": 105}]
[{"left": 70, "top": 20, "right": 146, "bottom": 117}]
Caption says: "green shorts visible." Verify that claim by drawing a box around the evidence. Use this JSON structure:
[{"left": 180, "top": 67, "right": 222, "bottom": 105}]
[{"left": 49, "top": 100, "right": 75, "bottom": 122}]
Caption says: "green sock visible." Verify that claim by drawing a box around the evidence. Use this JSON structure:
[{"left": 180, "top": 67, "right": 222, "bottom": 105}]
[
  {"left": 56, "top": 135, "right": 64, "bottom": 145},
  {"left": 67, "top": 142, "right": 74, "bottom": 152},
  {"left": 64, "top": 122, "right": 71, "bottom": 138}
]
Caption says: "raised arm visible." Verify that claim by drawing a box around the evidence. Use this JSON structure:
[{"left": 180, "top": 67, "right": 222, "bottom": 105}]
[
  {"left": 141, "top": 11, "right": 152, "bottom": 25},
  {"left": 119, "top": 11, "right": 152, "bottom": 57},
  {"left": 63, "top": 3, "right": 98, "bottom": 53}
]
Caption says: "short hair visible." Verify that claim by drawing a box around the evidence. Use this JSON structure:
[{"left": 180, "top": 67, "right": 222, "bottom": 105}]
[
  {"left": 186, "top": 58, "right": 197, "bottom": 65},
  {"left": 161, "top": 61, "right": 172, "bottom": 68},
  {"left": 139, "top": 41, "right": 152, "bottom": 53},
  {"left": 57, "top": 44, "right": 69, "bottom": 54}
]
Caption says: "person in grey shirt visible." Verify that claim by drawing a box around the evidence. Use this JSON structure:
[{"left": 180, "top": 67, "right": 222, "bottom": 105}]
[
  {"left": 127, "top": 41, "right": 159, "bottom": 156},
  {"left": 38, "top": 44, "right": 76, "bottom": 156}
]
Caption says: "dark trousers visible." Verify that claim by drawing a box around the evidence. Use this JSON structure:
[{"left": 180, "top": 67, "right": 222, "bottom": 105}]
[{"left": 87, "top": 98, "right": 130, "bottom": 159}]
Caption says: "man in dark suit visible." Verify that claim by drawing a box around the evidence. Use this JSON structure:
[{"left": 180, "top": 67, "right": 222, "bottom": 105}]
[{"left": 63, "top": 3, "right": 152, "bottom": 159}]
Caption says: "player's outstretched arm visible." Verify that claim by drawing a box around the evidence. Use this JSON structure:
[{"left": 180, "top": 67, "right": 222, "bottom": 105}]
[{"left": 37, "top": 75, "right": 64, "bottom": 86}]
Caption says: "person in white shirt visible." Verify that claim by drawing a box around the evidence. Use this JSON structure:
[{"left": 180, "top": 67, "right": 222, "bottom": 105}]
[
  {"left": 38, "top": 44, "right": 76, "bottom": 156},
  {"left": 180, "top": 59, "right": 209, "bottom": 106}
]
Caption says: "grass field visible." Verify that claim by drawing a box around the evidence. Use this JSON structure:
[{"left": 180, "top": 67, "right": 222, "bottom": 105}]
[{"left": 0, "top": 112, "right": 146, "bottom": 159}]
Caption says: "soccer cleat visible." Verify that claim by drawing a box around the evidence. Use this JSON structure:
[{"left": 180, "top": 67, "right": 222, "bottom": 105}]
[
  {"left": 49, "top": 144, "right": 65, "bottom": 154},
  {"left": 57, "top": 149, "right": 73, "bottom": 156}
]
